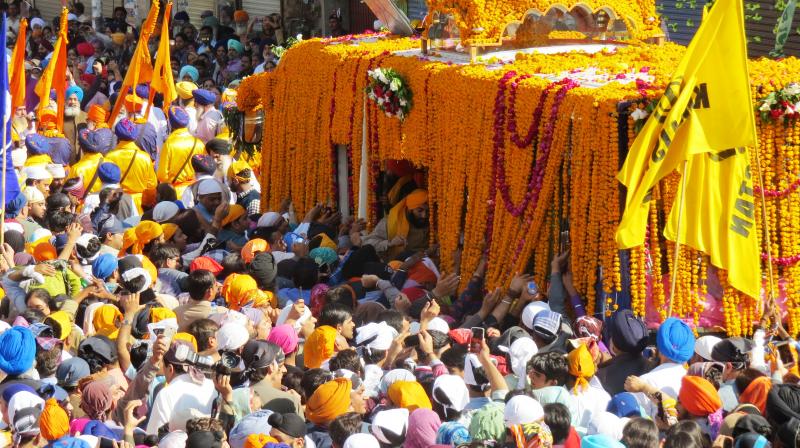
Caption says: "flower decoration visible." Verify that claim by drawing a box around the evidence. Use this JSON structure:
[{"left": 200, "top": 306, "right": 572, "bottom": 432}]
[
  {"left": 366, "top": 68, "right": 413, "bottom": 121},
  {"left": 757, "top": 82, "right": 800, "bottom": 123}
]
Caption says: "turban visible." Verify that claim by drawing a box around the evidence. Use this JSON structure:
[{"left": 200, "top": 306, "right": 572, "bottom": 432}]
[
  {"left": 150, "top": 307, "right": 176, "bottom": 323},
  {"left": 372, "top": 408, "right": 409, "bottom": 446},
  {"left": 56, "top": 358, "right": 90, "bottom": 388},
  {"left": 193, "top": 89, "right": 216, "bottom": 106},
  {"left": 257, "top": 212, "right": 282, "bottom": 228},
  {"left": 244, "top": 435, "right": 278, "bottom": 448},
  {"left": 47, "top": 311, "right": 72, "bottom": 341},
  {"left": 242, "top": 238, "right": 269, "bottom": 264},
  {"left": 39, "top": 398, "right": 69, "bottom": 441},
  {"left": 739, "top": 377, "right": 772, "bottom": 415},
  {"left": 76, "top": 42, "right": 94, "bottom": 57},
  {"left": 51, "top": 438, "right": 90, "bottom": 448},
  {"left": 153, "top": 201, "right": 180, "bottom": 222},
  {"left": 217, "top": 323, "right": 250, "bottom": 351},
  {"left": 46, "top": 164, "right": 65, "bottom": 178},
  {"left": 98, "top": 162, "right": 121, "bottom": 184},
  {"left": 306, "top": 378, "right": 352, "bottom": 425},
  {"left": 66, "top": 85, "right": 84, "bottom": 102},
  {"left": 5, "top": 192, "right": 27, "bottom": 218},
  {"left": 408, "top": 262, "right": 436, "bottom": 286},
  {"left": 121, "top": 228, "right": 137, "bottom": 254},
  {"left": 242, "top": 289, "right": 275, "bottom": 309},
  {"left": 574, "top": 315, "right": 603, "bottom": 340},
  {"left": 568, "top": 343, "right": 596, "bottom": 393},
  {"left": 387, "top": 189, "right": 428, "bottom": 241},
  {"left": 656, "top": 317, "right": 695, "bottom": 363},
  {"left": 110, "top": 33, "right": 125, "bottom": 45},
  {"left": 190, "top": 256, "right": 224, "bottom": 275},
  {"left": 227, "top": 39, "right": 244, "bottom": 53},
  {"left": 765, "top": 384, "right": 800, "bottom": 425},
  {"left": 114, "top": 118, "right": 138, "bottom": 141},
  {"left": 468, "top": 402, "right": 505, "bottom": 442},
  {"left": 124, "top": 94, "right": 144, "bottom": 113},
  {"left": 162, "top": 223, "right": 179, "bottom": 241},
  {"left": 93, "top": 304, "right": 122, "bottom": 339},
  {"left": 355, "top": 321, "right": 396, "bottom": 351},
  {"left": 250, "top": 252, "right": 278, "bottom": 289},
  {"left": 267, "top": 324, "right": 299, "bottom": 355},
  {"left": 133, "top": 221, "right": 163, "bottom": 254},
  {"left": 205, "top": 138, "right": 232, "bottom": 155},
  {"left": 34, "top": 240, "right": 58, "bottom": 261},
  {"left": 25, "top": 133, "right": 50, "bottom": 155},
  {"left": 78, "top": 129, "right": 100, "bottom": 153},
  {"left": 80, "top": 381, "right": 112, "bottom": 420},
  {"left": 179, "top": 65, "right": 200, "bottom": 82},
  {"left": 679, "top": 375, "right": 722, "bottom": 417},
  {"left": 221, "top": 273, "right": 258, "bottom": 311},
  {"left": 227, "top": 159, "right": 252, "bottom": 183},
  {"left": 405, "top": 409, "right": 441, "bottom": 448},
  {"left": 233, "top": 10, "right": 249, "bottom": 22},
  {"left": 304, "top": 325, "right": 338, "bottom": 368},
  {"left": 176, "top": 81, "right": 198, "bottom": 99},
  {"left": 221, "top": 204, "right": 247, "bottom": 227},
  {"left": 40, "top": 109, "right": 57, "bottom": 128},
  {"left": 192, "top": 154, "right": 217, "bottom": 175},
  {"left": 135, "top": 85, "right": 149, "bottom": 98},
  {"left": 80, "top": 73, "right": 97, "bottom": 86},
  {"left": 30, "top": 17, "right": 46, "bottom": 28},
  {"left": 310, "top": 247, "right": 338, "bottom": 268},
  {"left": 0, "top": 326, "right": 36, "bottom": 375},
  {"left": 581, "top": 434, "right": 625, "bottom": 448},
  {"left": 607, "top": 392, "right": 642, "bottom": 418},
  {"left": 198, "top": 178, "right": 223, "bottom": 195},
  {"left": 387, "top": 381, "right": 432, "bottom": 411},
  {"left": 168, "top": 105, "right": 190, "bottom": 129}
]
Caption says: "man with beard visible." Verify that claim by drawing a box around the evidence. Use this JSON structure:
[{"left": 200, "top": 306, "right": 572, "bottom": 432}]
[
  {"left": 63, "top": 85, "right": 87, "bottom": 161},
  {"left": 193, "top": 89, "right": 223, "bottom": 143},
  {"left": 85, "top": 105, "right": 114, "bottom": 154},
  {"left": 18, "top": 187, "right": 48, "bottom": 239},
  {"left": 363, "top": 188, "right": 429, "bottom": 259},
  {"left": 176, "top": 81, "right": 199, "bottom": 134}
]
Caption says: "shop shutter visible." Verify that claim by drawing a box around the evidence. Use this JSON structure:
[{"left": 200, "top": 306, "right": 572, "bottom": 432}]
[{"left": 240, "top": 0, "right": 282, "bottom": 22}]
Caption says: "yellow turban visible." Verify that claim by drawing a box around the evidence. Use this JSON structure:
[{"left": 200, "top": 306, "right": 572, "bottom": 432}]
[
  {"left": 46, "top": 311, "right": 72, "bottom": 341},
  {"left": 387, "top": 189, "right": 428, "bottom": 241},
  {"left": 176, "top": 81, "right": 198, "bottom": 100},
  {"left": 387, "top": 175, "right": 414, "bottom": 206},
  {"left": 93, "top": 304, "right": 122, "bottom": 339},
  {"left": 133, "top": 221, "right": 163, "bottom": 254},
  {"left": 150, "top": 307, "right": 177, "bottom": 323},
  {"left": 314, "top": 233, "right": 337, "bottom": 250},
  {"left": 221, "top": 204, "right": 247, "bottom": 228},
  {"left": 120, "top": 228, "right": 137, "bottom": 256},
  {"left": 162, "top": 223, "right": 179, "bottom": 241},
  {"left": 306, "top": 378, "right": 351, "bottom": 425},
  {"left": 227, "top": 159, "right": 252, "bottom": 183},
  {"left": 244, "top": 434, "right": 278, "bottom": 448},
  {"left": 567, "top": 343, "right": 596, "bottom": 393},
  {"left": 174, "top": 332, "right": 198, "bottom": 351},
  {"left": 39, "top": 398, "right": 69, "bottom": 441},
  {"left": 304, "top": 325, "right": 338, "bottom": 369},
  {"left": 244, "top": 288, "right": 276, "bottom": 308},
  {"left": 387, "top": 380, "right": 433, "bottom": 411},
  {"left": 221, "top": 273, "right": 259, "bottom": 311},
  {"left": 141, "top": 256, "right": 158, "bottom": 287}
]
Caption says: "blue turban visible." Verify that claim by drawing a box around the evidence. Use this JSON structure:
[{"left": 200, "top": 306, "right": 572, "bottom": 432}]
[
  {"left": 284, "top": 232, "right": 301, "bottom": 249},
  {"left": 50, "top": 437, "right": 91, "bottom": 448},
  {"left": 5, "top": 191, "right": 27, "bottom": 218},
  {"left": 581, "top": 434, "right": 625, "bottom": 448},
  {"left": 192, "top": 89, "right": 216, "bottom": 106},
  {"left": 227, "top": 39, "right": 244, "bottom": 54},
  {"left": 135, "top": 84, "right": 149, "bottom": 98},
  {"left": 1, "top": 383, "right": 36, "bottom": 403},
  {"left": 191, "top": 154, "right": 216, "bottom": 175},
  {"left": 309, "top": 247, "right": 337, "bottom": 267},
  {"left": 114, "top": 118, "right": 138, "bottom": 141},
  {"left": 98, "top": 162, "right": 121, "bottom": 184},
  {"left": 92, "top": 254, "right": 118, "bottom": 281},
  {"left": 82, "top": 420, "right": 120, "bottom": 440},
  {"left": 78, "top": 129, "right": 100, "bottom": 153},
  {"left": 66, "top": 85, "right": 84, "bottom": 102},
  {"left": 656, "top": 317, "right": 695, "bottom": 364},
  {"left": 168, "top": 105, "right": 190, "bottom": 128},
  {"left": 93, "top": 129, "right": 114, "bottom": 154},
  {"left": 0, "top": 326, "right": 36, "bottom": 375},
  {"left": 179, "top": 65, "right": 200, "bottom": 82},
  {"left": 25, "top": 133, "right": 50, "bottom": 155}
]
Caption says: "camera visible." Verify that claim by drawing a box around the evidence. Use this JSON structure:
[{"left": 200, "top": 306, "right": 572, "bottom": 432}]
[{"left": 173, "top": 344, "right": 242, "bottom": 375}]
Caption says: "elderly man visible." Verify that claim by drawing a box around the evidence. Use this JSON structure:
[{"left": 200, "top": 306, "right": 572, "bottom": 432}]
[
  {"left": 86, "top": 105, "right": 114, "bottom": 154},
  {"left": 104, "top": 119, "right": 158, "bottom": 213},
  {"left": 157, "top": 106, "right": 205, "bottom": 197},
  {"left": 63, "top": 85, "right": 87, "bottom": 161},
  {"left": 363, "top": 188, "right": 430, "bottom": 259},
  {"left": 193, "top": 89, "right": 223, "bottom": 143}
]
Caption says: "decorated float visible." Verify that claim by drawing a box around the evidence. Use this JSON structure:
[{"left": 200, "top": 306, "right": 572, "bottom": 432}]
[{"left": 234, "top": 0, "right": 800, "bottom": 337}]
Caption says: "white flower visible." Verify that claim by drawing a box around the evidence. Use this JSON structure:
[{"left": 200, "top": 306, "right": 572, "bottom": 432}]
[
  {"left": 377, "top": 98, "right": 385, "bottom": 106},
  {"left": 631, "top": 108, "right": 649, "bottom": 121},
  {"left": 759, "top": 101, "right": 772, "bottom": 112},
  {"left": 786, "top": 104, "right": 795, "bottom": 115},
  {"left": 795, "top": 101, "right": 800, "bottom": 111},
  {"left": 785, "top": 83, "right": 800, "bottom": 96},
  {"left": 390, "top": 78, "right": 401, "bottom": 92},
  {"left": 399, "top": 99, "right": 408, "bottom": 107},
  {"left": 296, "top": 34, "right": 303, "bottom": 41},
  {"left": 377, "top": 70, "right": 389, "bottom": 84}
]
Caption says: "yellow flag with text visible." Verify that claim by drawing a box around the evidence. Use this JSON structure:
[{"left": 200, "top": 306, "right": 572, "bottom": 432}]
[{"left": 616, "top": 0, "right": 759, "bottom": 297}]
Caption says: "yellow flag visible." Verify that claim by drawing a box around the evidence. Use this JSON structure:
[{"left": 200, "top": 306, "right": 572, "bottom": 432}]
[
  {"left": 150, "top": 2, "right": 178, "bottom": 116},
  {"left": 616, "top": 0, "right": 760, "bottom": 297}
]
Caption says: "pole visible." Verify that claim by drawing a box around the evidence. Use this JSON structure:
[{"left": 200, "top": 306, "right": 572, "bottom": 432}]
[
  {"left": 667, "top": 159, "right": 689, "bottom": 317},
  {"left": 1, "top": 125, "right": 7, "bottom": 247},
  {"left": 753, "top": 144, "right": 777, "bottom": 314}
]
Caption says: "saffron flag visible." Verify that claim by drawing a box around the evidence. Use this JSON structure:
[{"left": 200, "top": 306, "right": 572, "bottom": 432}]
[
  {"left": 34, "top": 8, "right": 68, "bottom": 130},
  {"left": 107, "top": 0, "right": 160, "bottom": 125},
  {"left": 616, "top": 0, "right": 759, "bottom": 297},
  {"left": 150, "top": 2, "right": 177, "bottom": 116},
  {"left": 9, "top": 17, "right": 26, "bottom": 112},
  {"left": 1, "top": 14, "right": 21, "bottom": 210}
]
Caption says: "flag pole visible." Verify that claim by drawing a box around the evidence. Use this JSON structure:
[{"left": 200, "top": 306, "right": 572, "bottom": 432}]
[
  {"left": 667, "top": 159, "right": 689, "bottom": 317},
  {"left": 0, "top": 123, "right": 6, "bottom": 247},
  {"left": 753, "top": 145, "right": 777, "bottom": 313}
]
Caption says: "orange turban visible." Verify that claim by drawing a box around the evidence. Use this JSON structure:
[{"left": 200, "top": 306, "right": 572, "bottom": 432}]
[
  {"left": 87, "top": 105, "right": 108, "bottom": 123},
  {"left": 241, "top": 239, "right": 269, "bottom": 264},
  {"left": 738, "top": 376, "right": 772, "bottom": 414},
  {"left": 679, "top": 375, "right": 722, "bottom": 417},
  {"left": 39, "top": 110, "right": 57, "bottom": 129},
  {"left": 133, "top": 221, "right": 163, "bottom": 254},
  {"left": 306, "top": 378, "right": 351, "bottom": 425},
  {"left": 244, "top": 434, "right": 278, "bottom": 448},
  {"left": 408, "top": 262, "right": 437, "bottom": 286},
  {"left": 124, "top": 94, "right": 144, "bottom": 113},
  {"left": 120, "top": 228, "right": 137, "bottom": 255},
  {"left": 221, "top": 204, "right": 247, "bottom": 228},
  {"left": 32, "top": 241, "right": 57, "bottom": 262},
  {"left": 233, "top": 10, "right": 249, "bottom": 22},
  {"left": 387, "top": 380, "right": 432, "bottom": 411},
  {"left": 221, "top": 273, "right": 259, "bottom": 311},
  {"left": 567, "top": 343, "right": 596, "bottom": 393},
  {"left": 162, "top": 223, "right": 179, "bottom": 241},
  {"left": 387, "top": 189, "right": 427, "bottom": 241},
  {"left": 304, "top": 325, "right": 338, "bottom": 369},
  {"left": 93, "top": 304, "right": 122, "bottom": 339},
  {"left": 39, "top": 398, "right": 69, "bottom": 441}
]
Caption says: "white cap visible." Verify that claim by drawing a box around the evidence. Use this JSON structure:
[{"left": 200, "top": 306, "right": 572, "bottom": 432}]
[
  {"left": 257, "top": 211, "right": 282, "bottom": 228},
  {"left": 216, "top": 322, "right": 250, "bottom": 351},
  {"left": 504, "top": 395, "right": 544, "bottom": 427},
  {"left": 23, "top": 186, "right": 45, "bottom": 204},
  {"left": 521, "top": 301, "right": 551, "bottom": 330},
  {"left": 45, "top": 163, "right": 66, "bottom": 178},
  {"left": 587, "top": 411, "right": 627, "bottom": 441},
  {"left": 24, "top": 165, "right": 52, "bottom": 180},
  {"left": 355, "top": 321, "right": 397, "bottom": 351},
  {"left": 695, "top": 335, "right": 722, "bottom": 361},
  {"left": 432, "top": 374, "right": 470, "bottom": 412},
  {"left": 371, "top": 408, "right": 409, "bottom": 445},
  {"left": 198, "top": 178, "right": 223, "bottom": 195},
  {"left": 153, "top": 201, "right": 180, "bottom": 222},
  {"left": 343, "top": 434, "right": 380, "bottom": 448},
  {"left": 379, "top": 368, "right": 416, "bottom": 396},
  {"left": 509, "top": 337, "right": 538, "bottom": 388},
  {"left": 428, "top": 317, "right": 450, "bottom": 334},
  {"left": 12, "top": 147, "right": 27, "bottom": 167},
  {"left": 463, "top": 353, "right": 483, "bottom": 386}
]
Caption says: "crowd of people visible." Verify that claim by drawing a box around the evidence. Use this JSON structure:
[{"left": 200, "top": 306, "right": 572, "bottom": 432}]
[{"left": 1, "top": 1, "right": 800, "bottom": 448}]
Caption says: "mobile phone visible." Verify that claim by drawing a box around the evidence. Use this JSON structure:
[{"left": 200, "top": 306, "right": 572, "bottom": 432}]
[
  {"left": 776, "top": 341, "right": 796, "bottom": 367},
  {"left": 404, "top": 335, "right": 420, "bottom": 347},
  {"left": 560, "top": 230, "right": 570, "bottom": 252},
  {"left": 470, "top": 327, "right": 484, "bottom": 353}
]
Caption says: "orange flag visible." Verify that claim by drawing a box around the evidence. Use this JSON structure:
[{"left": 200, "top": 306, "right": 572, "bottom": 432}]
[
  {"left": 107, "top": 0, "right": 160, "bottom": 125},
  {"left": 9, "top": 18, "right": 27, "bottom": 112},
  {"left": 35, "top": 8, "right": 68, "bottom": 131},
  {"left": 149, "top": 2, "right": 177, "bottom": 117}
]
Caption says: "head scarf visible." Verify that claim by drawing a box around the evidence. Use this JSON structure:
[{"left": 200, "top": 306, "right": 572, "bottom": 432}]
[
  {"left": 306, "top": 378, "right": 351, "bottom": 425},
  {"left": 608, "top": 309, "right": 648, "bottom": 354},
  {"left": 387, "top": 189, "right": 427, "bottom": 240},
  {"left": 221, "top": 273, "right": 259, "bottom": 311},
  {"left": 303, "top": 325, "right": 337, "bottom": 369},
  {"left": 739, "top": 376, "right": 772, "bottom": 415},
  {"left": 0, "top": 326, "right": 36, "bottom": 375},
  {"left": 436, "top": 421, "right": 471, "bottom": 445},
  {"left": 79, "top": 381, "right": 113, "bottom": 420},
  {"left": 242, "top": 239, "right": 269, "bottom": 264},
  {"left": 132, "top": 221, "right": 163, "bottom": 254},
  {"left": 388, "top": 381, "right": 433, "bottom": 411},
  {"left": 680, "top": 375, "right": 722, "bottom": 417},
  {"left": 267, "top": 324, "right": 299, "bottom": 355},
  {"left": 222, "top": 204, "right": 247, "bottom": 228},
  {"left": 568, "top": 343, "right": 595, "bottom": 393},
  {"left": 695, "top": 335, "right": 722, "bottom": 361},
  {"left": 372, "top": 408, "right": 409, "bottom": 446},
  {"left": 345, "top": 434, "right": 381, "bottom": 448},
  {"left": 431, "top": 374, "right": 470, "bottom": 414},
  {"left": 243, "top": 434, "right": 278, "bottom": 448},
  {"left": 508, "top": 337, "right": 538, "bottom": 389},
  {"left": 508, "top": 422, "right": 554, "bottom": 448},
  {"left": 504, "top": 395, "right": 545, "bottom": 427},
  {"left": 39, "top": 398, "right": 69, "bottom": 441},
  {"left": 574, "top": 315, "right": 603, "bottom": 340},
  {"left": 469, "top": 402, "right": 506, "bottom": 442},
  {"left": 656, "top": 317, "right": 695, "bottom": 363},
  {"left": 404, "top": 409, "right": 441, "bottom": 448},
  {"left": 93, "top": 304, "right": 122, "bottom": 339}
]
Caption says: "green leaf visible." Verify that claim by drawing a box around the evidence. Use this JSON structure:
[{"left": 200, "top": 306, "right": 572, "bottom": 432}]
[
  {"left": 753, "top": 35, "right": 762, "bottom": 42},
  {"left": 675, "top": 1, "right": 684, "bottom": 8},
  {"left": 686, "top": 19, "right": 695, "bottom": 26},
  {"left": 669, "top": 22, "right": 679, "bottom": 32},
  {"left": 688, "top": 0, "right": 697, "bottom": 7}
]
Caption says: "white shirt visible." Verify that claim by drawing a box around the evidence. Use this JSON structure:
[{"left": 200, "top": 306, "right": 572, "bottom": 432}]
[
  {"left": 634, "top": 362, "right": 687, "bottom": 415},
  {"left": 571, "top": 382, "right": 611, "bottom": 435},
  {"left": 185, "top": 105, "right": 198, "bottom": 134},
  {"left": 145, "top": 373, "right": 217, "bottom": 434}
]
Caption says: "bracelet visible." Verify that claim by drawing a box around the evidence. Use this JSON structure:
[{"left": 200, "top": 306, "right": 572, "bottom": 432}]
[{"left": 501, "top": 299, "right": 512, "bottom": 304}]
